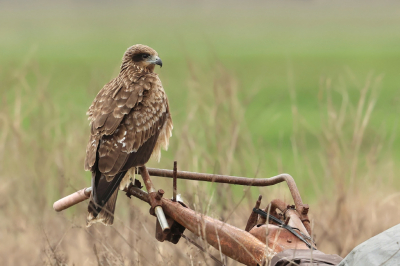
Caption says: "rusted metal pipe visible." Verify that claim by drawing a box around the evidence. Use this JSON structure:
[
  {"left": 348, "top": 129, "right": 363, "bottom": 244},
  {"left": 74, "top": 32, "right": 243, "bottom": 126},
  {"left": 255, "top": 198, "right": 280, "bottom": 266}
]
[
  {"left": 144, "top": 168, "right": 304, "bottom": 216},
  {"left": 139, "top": 166, "right": 170, "bottom": 233},
  {"left": 144, "top": 168, "right": 312, "bottom": 236},
  {"left": 245, "top": 195, "right": 262, "bottom": 232},
  {"left": 172, "top": 161, "right": 177, "bottom": 202},
  {"left": 270, "top": 199, "right": 287, "bottom": 213},
  {"left": 126, "top": 185, "right": 273, "bottom": 265},
  {"left": 163, "top": 199, "right": 270, "bottom": 265},
  {"left": 140, "top": 166, "right": 156, "bottom": 193},
  {"left": 126, "top": 184, "right": 149, "bottom": 203}
]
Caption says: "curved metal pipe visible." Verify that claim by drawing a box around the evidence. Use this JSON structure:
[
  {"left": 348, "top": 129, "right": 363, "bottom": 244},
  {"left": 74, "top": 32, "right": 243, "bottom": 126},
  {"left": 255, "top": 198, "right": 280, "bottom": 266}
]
[{"left": 145, "top": 168, "right": 305, "bottom": 217}]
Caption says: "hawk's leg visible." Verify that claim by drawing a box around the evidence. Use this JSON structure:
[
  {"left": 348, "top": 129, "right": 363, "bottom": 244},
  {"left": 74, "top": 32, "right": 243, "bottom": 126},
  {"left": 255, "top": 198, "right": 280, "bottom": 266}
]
[
  {"left": 129, "top": 167, "right": 136, "bottom": 184},
  {"left": 119, "top": 167, "right": 135, "bottom": 190}
]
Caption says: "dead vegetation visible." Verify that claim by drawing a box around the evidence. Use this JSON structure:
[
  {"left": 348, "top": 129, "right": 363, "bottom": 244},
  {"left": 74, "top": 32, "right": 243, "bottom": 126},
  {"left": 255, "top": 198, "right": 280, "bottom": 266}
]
[{"left": 0, "top": 62, "right": 399, "bottom": 265}]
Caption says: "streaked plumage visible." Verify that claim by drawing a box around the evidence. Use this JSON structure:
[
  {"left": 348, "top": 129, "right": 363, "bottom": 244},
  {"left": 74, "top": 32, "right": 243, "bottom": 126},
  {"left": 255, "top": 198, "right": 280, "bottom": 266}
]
[{"left": 84, "top": 44, "right": 173, "bottom": 226}]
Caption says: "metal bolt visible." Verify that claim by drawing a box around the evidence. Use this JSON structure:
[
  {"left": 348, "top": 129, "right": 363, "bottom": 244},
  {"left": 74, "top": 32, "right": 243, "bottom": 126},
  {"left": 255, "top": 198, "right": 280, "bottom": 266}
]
[
  {"left": 302, "top": 204, "right": 309, "bottom": 215},
  {"left": 156, "top": 189, "right": 165, "bottom": 200},
  {"left": 173, "top": 161, "right": 177, "bottom": 202},
  {"left": 287, "top": 239, "right": 292, "bottom": 243}
]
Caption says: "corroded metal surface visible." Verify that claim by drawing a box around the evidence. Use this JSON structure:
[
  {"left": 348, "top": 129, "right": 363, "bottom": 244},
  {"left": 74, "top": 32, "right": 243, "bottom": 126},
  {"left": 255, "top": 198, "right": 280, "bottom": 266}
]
[
  {"left": 125, "top": 185, "right": 272, "bottom": 265},
  {"left": 245, "top": 195, "right": 262, "bottom": 232},
  {"left": 172, "top": 161, "right": 177, "bottom": 202},
  {"left": 53, "top": 166, "right": 316, "bottom": 265},
  {"left": 269, "top": 199, "right": 311, "bottom": 236},
  {"left": 139, "top": 166, "right": 170, "bottom": 233},
  {"left": 144, "top": 167, "right": 313, "bottom": 236},
  {"left": 144, "top": 168, "right": 306, "bottom": 219},
  {"left": 285, "top": 209, "right": 310, "bottom": 238},
  {"left": 161, "top": 198, "right": 272, "bottom": 266},
  {"left": 249, "top": 224, "right": 309, "bottom": 253}
]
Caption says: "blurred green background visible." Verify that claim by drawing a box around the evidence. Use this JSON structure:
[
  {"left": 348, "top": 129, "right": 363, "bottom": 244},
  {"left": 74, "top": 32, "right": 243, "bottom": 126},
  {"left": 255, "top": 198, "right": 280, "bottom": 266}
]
[{"left": 1, "top": 0, "right": 400, "bottom": 195}]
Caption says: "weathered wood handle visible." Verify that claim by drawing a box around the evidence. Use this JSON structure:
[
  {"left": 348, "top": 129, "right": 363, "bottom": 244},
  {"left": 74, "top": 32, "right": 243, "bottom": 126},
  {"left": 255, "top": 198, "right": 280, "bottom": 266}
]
[{"left": 53, "top": 187, "right": 92, "bottom": 212}]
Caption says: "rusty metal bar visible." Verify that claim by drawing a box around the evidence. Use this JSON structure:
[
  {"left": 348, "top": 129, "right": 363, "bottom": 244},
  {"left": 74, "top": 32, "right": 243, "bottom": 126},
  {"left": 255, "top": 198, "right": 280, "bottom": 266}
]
[
  {"left": 140, "top": 166, "right": 156, "bottom": 193},
  {"left": 172, "top": 161, "right": 177, "bottom": 202},
  {"left": 52, "top": 165, "right": 311, "bottom": 265},
  {"left": 161, "top": 198, "right": 270, "bottom": 265},
  {"left": 245, "top": 195, "right": 262, "bottom": 232},
  {"left": 52, "top": 185, "right": 285, "bottom": 264},
  {"left": 125, "top": 186, "right": 273, "bottom": 265},
  {"left": 258, "top": 199, "right": 312, "bottom": 237},
  {"left": 139, "top": 166, "right": 170, "bottom": 233},
  {"left": 269, "top": 199, "right": 311, "bottom": 236},
  {"left": 126, "top": 185, "right": 149, "bottom": 203},
  {"left": 53, "top": 186, "right": 272, "bottom": 264},
  {"left": 270, "top": 199, "right": 287, "bottom": 213},
  {"left": 144, "top": 168, "right": 305, "bottom": 216}
]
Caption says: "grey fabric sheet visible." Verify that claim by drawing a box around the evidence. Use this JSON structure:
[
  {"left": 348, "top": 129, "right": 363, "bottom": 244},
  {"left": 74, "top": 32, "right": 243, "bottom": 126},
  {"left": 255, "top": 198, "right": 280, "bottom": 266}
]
[
  {"left": 270, "top": 249, "right": 343, "bottom": 266},
  {"left": 339, "top": 223, "right": 400, "bottom": 266}
]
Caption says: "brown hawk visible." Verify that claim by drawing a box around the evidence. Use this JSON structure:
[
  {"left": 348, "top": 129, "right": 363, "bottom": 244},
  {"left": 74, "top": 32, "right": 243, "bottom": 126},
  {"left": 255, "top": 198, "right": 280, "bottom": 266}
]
[{"left": 84, "top": 44, "right": 173, "bottom": 226}]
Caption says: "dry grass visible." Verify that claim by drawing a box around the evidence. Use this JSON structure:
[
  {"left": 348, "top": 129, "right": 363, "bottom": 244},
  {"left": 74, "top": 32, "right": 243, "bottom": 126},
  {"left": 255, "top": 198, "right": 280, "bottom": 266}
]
[
  {"left": 0, "top": 61, "right": 399, "bottom": 265},
  {"left": 291, "top": 71, "right": 400, "bottom": 256}
]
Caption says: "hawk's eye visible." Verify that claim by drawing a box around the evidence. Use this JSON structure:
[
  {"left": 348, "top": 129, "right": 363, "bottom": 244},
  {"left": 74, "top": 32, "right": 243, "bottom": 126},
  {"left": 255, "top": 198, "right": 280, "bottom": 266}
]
[{"left": 142, "top": 54, "right": 150, "bottom": 59}]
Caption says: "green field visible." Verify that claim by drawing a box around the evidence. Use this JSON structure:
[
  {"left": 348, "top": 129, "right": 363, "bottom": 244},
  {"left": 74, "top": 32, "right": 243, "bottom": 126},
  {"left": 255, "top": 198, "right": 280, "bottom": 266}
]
[{"left": 1, "top": 1, "right": 400, "bottom": 265}]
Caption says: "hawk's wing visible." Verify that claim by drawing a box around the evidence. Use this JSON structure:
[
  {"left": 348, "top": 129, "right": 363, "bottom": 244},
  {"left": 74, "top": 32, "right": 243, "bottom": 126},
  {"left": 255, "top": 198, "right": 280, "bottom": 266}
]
[{"left": 84, "top": 73, "right": 172, "bottom": 177}]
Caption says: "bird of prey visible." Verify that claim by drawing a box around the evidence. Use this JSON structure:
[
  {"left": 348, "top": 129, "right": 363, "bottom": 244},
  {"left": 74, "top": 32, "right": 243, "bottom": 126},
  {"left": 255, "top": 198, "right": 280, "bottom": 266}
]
[{"left": 84, "top": 44, "right": 173, "bottom": 226}]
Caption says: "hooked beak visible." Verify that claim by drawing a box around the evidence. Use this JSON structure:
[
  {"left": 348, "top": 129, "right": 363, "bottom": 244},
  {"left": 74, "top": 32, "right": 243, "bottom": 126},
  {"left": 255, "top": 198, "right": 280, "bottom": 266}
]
[
  {"left": 155, "top": 56, "right": 162, "bottom": 67},
  {"left": 148, "top": 56, "right": 162, "bottom": 68}
]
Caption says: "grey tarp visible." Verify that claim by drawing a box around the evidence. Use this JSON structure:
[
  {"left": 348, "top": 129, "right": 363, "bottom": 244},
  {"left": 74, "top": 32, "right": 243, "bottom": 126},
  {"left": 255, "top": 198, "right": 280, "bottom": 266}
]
[
  {"left": 270, "top": 249, "right": 343, "bottom": 266},
  {"left": 339, "top": 223, "right": 400, "bottom": 266}
]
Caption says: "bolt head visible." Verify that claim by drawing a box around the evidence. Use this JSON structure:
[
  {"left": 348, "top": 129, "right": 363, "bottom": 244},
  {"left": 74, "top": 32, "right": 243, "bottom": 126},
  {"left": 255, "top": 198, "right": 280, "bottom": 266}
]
[{"left": 302, "top": 204, "right": 310, "bottom": 215}]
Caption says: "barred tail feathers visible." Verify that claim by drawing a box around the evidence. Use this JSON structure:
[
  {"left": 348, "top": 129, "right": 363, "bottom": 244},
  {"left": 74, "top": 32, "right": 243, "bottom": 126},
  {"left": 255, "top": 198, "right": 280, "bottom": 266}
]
[{"left": 87, "top": 188, "right": 118, "bottom": 227}]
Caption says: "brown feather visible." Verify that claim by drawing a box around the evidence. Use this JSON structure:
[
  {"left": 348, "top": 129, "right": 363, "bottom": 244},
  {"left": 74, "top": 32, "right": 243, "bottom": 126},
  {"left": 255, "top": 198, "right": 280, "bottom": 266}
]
[
  {"left": 126, "top": 92, "right": 139, "bottom": 108},
  {"left": 133, "top": 131, "right": 142, "bottom": 151},
  {"left": 84, "top": 134, "right": 100, "bottom": 171},
  {"left": 93, "top": 113, "right": 108, "bottom": 130},
  {"left": 106, "top": 152, "right": 129, "bottom": 176},
  {"left": 87, "top": 188, "right": 118, "bottom": 226},
  {"left": 103, "top": 114, "right": 121, "bottom": 134},
  {"left": 98, "top": 137, "right": 121, "bottom": 173}
]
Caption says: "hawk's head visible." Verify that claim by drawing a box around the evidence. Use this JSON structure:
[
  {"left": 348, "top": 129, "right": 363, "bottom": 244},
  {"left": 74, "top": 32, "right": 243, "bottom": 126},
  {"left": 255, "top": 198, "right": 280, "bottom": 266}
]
[{"left": 121, "top": 44, "right": 162, "bottom": 73}]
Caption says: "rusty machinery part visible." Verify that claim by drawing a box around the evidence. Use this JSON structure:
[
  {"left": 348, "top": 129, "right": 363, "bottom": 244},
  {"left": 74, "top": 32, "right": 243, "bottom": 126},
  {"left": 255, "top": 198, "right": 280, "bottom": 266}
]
[
  {"left": 249, "top": 224, "right": 310, "bottom": 253},
  {"left": 245, "top": 195, "right": 262, "bottom": 232},
  {"left": 253, "top": 208, "right": 315, "bottom": 250},
  {"left": 125, "top": 184, "right": 224, "bottom": 266},
  {"left": 124, "top": 183, "right": 185, "bottom": 247},
  {"left": 53, "top": 185, "right": 319, "bottom": 264},
  {"left": 142, "top": 167, "right": 312, "bottom": 235},
  {"left": 51, "top": 165, "right": 317, "bottom": 265},
  {"left": 258, "top": 201, "right": 309, "bottom": 234},
  {"left": 269, "top": 199, "right": 311, "bottom": 237},
  {"left": 155, "top": 212, "right": 186, "bottom": 244},
  {"left": 138, "top": 166, "right": 170, "bottom": 233},
  {"left": 172, "top": 161, "right": 177, "bottom": 202},
  {"left": 126, "top": 185, "right": 273, "bottom": 265}
]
